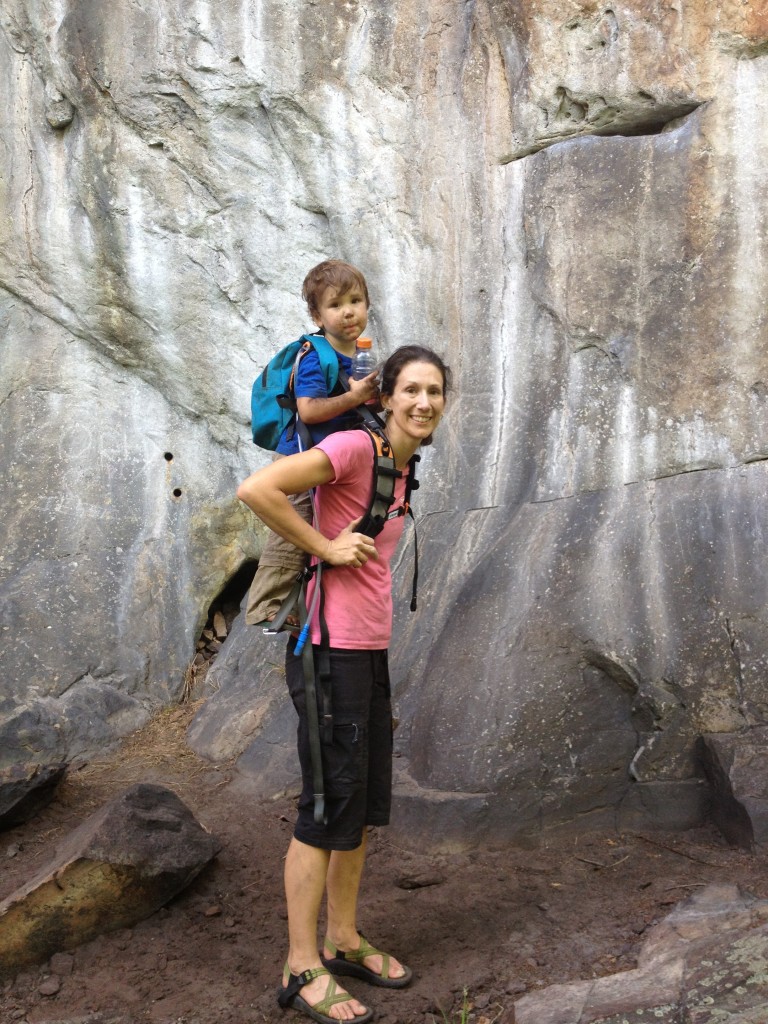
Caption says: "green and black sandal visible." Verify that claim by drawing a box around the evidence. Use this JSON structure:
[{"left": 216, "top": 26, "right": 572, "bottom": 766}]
[
  {"left": 277, "top": 965, "right": 373, "bottom": 1024},
  {"left": 321, "top": 934, "right": 413, "bottom": 989}
]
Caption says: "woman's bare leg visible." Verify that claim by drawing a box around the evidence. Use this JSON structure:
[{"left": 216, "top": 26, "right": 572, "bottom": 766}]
[
  {"left": 283, "top": 836, "right": 369, "bottom": 1020},
  {"left": 323, "top": 833, "right": 407, "bottom": 980}
]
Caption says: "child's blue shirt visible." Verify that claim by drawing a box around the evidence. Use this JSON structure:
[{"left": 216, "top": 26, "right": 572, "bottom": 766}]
[{"left": 275, "top": 346, "right": 356, "bottom": 455}]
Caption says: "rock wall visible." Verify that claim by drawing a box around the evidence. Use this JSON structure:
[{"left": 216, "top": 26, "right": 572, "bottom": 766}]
[{"left": 2, "top": 0, "right": 767, "bottom": 842}]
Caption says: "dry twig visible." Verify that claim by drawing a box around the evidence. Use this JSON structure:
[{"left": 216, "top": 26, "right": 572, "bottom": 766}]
[{"left": 630, "top": 833, "right": 720, "bottom": 867}]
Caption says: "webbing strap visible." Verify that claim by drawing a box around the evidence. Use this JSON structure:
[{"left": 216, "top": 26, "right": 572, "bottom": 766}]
[
  {"left": 299, "top": 623, "right": 327, "bottom": 826},
  {"left": 407, "top": 508, "right": 419, "bottom": 611},
  {"left": 264, "top": 568, "right": 326, "bottom": 823},
  {"left": 317, "top": 579, "right": 333, "bottom": 745}
]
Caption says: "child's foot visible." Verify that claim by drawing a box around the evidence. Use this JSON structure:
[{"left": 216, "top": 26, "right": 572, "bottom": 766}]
[{"left": 259, "top": 615, "right": 300, "bottom": 632}]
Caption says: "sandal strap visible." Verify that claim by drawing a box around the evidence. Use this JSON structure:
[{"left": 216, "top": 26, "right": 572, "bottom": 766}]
[
  {"left": 325, "top": 933, "right": 393, "bottom": 979},
  {"left": 279, "top": 964, "right": 356, "bottom": 1013},
  {"left": 312, "top": 974, "right": 353, "bottom": 1015},
  {"left": 279, "top": 964, "right": 325, "bottom": 1007}
]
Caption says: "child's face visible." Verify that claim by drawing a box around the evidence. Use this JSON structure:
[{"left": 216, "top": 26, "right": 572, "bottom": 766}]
[{"left": 312, "top": 284, "right": 368, "bottom": 350}]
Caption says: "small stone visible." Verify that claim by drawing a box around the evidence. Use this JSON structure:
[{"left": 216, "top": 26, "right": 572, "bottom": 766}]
[
  {"left": 5, "top": 844, "right": 20, "bottom": 858},
  {"left": 39, "top": 974, "right": 61, "bottom": 996},
  {"left": 49, "top": 951, "right": 74, "bottom": 975}
]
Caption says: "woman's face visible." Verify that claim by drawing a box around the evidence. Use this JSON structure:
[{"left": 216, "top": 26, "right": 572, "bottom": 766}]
[{"left": 382, "top": 360, "right": 446, "bottom": 445}]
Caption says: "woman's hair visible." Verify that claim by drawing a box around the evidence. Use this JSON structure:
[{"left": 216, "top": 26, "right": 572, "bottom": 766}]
[
  {"left": 302, "top": 260, "right": 370, "bottom": 321},
  {"left": 380, "top": 345, "right": 452, "bottom": 399}
]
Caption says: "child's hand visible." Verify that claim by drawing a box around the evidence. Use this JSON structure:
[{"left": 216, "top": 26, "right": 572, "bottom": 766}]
[{"left": 348, "top": 371, "right": 380, "bottom": 406}]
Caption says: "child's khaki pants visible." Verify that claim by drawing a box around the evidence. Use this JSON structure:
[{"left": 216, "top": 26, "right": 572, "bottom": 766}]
[{"left": 245, "top": 468, "right": 313, "bottom": 625}]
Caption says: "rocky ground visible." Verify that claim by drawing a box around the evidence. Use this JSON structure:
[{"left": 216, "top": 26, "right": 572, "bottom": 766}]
[{"left": 1, "top": 705, "right": 767, "bottom": 1024}]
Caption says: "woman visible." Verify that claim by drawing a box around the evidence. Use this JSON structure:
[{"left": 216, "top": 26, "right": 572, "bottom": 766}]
[{"left": 237, "top": 345, "right": 451, "bottom": 1024}]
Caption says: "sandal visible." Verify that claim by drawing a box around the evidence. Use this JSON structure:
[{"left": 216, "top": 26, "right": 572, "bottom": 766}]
[
  {"left": 277, "top": 965, "right": 373, "bottom": 1023},
  {"left": 321, "top": 934, "right": 413, "bottom": 989}
]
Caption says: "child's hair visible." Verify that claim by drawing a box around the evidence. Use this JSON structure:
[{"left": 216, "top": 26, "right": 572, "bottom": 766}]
[
  {"left": 380, "top": 345, "right": 453, "bottom": 399},
  {"left": 302, "top": 260, "right": 370, "bottom": 321}
]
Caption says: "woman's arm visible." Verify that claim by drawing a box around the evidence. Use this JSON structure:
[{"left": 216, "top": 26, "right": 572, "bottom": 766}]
[{"left": 237, "top": 448, "right": 378, "bottom": 568}]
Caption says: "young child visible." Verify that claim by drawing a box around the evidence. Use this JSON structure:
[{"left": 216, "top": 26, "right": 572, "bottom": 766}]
[{"left": 245, "top": 259, "right": 380, "bottom": 627}]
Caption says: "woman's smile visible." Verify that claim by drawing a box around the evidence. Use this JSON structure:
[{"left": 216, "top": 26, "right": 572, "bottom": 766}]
[{"left": 383, "top": 361, "right": 446, "bottom": 447}]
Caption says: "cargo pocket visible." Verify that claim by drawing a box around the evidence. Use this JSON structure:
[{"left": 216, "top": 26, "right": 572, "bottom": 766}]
[{"left": 323, "top": 721, "right": 368, "bottom": 796}]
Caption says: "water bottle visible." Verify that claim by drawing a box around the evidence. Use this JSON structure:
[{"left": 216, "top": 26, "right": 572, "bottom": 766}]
[{"left": 352, "top": 337, "right": 376, "bottom": 380}]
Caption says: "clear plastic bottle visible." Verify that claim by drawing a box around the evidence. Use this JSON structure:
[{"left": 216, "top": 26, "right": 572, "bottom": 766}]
[{"left": 351, "top": 337, "right": 376, "bottom": 380}]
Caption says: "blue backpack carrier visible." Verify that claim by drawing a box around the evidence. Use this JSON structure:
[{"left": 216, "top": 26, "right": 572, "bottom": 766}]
[{"left": 250, "top": 333, "right": 342, "bottom": 451}]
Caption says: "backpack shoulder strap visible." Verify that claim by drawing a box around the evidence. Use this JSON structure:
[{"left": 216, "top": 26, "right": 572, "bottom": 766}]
[
  {"left": 354, "top": 422, "right": 421, "bottom": 609},
  {"left": 354, "top": 424, "right": 401, "bottom": 539},
  {"left": 301, "top": 333, "right": 342, "bottom": 392}
]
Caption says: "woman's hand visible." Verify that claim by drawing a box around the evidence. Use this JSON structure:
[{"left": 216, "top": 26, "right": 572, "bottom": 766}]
[{"left": 323, "top": 519, "right": 379, "bottom": 567}]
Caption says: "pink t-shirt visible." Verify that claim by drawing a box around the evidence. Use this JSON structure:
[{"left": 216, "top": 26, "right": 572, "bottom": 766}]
[{"left": 307, "top": 430, "right": 408, "bottom": 650}]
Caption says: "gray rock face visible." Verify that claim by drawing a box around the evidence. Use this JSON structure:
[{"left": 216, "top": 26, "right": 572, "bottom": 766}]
[{"left": 2, "top": 1, "right": 768, "bottom": 841}]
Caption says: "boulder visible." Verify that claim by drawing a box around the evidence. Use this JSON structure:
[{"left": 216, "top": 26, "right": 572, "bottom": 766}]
[
  {"left": 0, "top": 783, "right": 221, "bottom": 978},
  {"left": 699, "top": 728, "right": 768, "bottom": 851},
  {"left": 514, "top": 883, "right": 768, "bottom": 1023},
  {"left": 0, "top": 763, "right": 67, "bottom": 830}
]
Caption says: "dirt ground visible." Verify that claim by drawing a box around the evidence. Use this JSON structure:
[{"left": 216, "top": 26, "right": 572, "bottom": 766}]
[{"left": 1, "top": 704, "right": 766, "bottom": 1024}]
